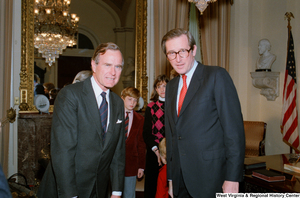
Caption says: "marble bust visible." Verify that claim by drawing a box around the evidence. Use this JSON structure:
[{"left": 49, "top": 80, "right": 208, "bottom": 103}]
[{"left": 256, "top": 39, "right": 276, "bottom": 71}]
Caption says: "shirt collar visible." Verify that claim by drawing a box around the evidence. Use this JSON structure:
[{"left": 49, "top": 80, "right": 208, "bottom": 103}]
[
  {"left": 180, "top": 60, "right": 197, "bottom": 86},
  {"left": 125, "top": 109, "right": 133, "bottom": 117},
  {"left": 159, "top": 96, "right": 165, "bottom": 101},
  {"left": 125, "top": 109, "right": 133, "bottom": 114},
  {"left": 184, "top": 60, "right": 197, "bottom": 78},
  {"left": 91, "top": 76, "right": 110, "bottom": 98}
]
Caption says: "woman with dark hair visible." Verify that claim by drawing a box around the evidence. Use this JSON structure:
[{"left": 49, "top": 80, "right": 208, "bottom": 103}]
[
  {"left": 143, "top": 74, "right": 169, "bottom": 198},
  {"left": 43, "top": 82, "right": 55, "bottom": 99}
]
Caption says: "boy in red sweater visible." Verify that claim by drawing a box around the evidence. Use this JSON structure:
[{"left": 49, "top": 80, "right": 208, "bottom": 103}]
[{"left": 121, "top": 87, "right": 146, "bottom": 198}]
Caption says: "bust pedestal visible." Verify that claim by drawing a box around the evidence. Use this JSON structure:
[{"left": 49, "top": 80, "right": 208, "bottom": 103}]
[{"left": 250, "top": 71, "right": 280, "bottom": 101}]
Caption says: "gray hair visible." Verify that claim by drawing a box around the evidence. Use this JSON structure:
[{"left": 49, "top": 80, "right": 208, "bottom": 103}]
[{"left": 72, "top": 70, "right": 93, "bottom": 84}]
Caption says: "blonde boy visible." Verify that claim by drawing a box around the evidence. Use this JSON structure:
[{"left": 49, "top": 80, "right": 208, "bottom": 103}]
[{"left": 155, "top": 138, "right": 171, "bottom": 198}]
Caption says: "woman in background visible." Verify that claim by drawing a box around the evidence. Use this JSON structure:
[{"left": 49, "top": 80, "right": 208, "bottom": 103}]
[
  {"left": 143, "top": 74, "right": 169, "bottom": 198},
  {"left": 43, "top": 82, "right": 55, "bottom": 99}
]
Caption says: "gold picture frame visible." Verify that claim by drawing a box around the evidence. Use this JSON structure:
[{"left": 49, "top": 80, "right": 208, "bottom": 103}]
[{"left": 19, "top": 0, "right": 148, "bottom": 112}]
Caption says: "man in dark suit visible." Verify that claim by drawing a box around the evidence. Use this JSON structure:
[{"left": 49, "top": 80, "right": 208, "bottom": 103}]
[
  {"left": 37, "top": 42, "right": 126, "bottom": 198},
  {"left": 0, "top": 164, "right": 11, "bottom": 198},
  {"left": 162, "top": 28, "right": 245, "bottom": 198}
]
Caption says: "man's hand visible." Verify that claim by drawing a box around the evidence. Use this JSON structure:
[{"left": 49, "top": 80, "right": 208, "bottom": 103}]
[
  {"left": 137, "top": 168, "right": 144, "bottom": 178},
  {"left": 111, "top": 195, "right": 121, "bottom": 198},
  {"left": 222, "top": 181, "right": 239, "bottom": 193},
  {"left": 168, "top": 181, "right": 173, "bottom": 198},
  {"left": 154, "top": 150, "right": 162, "bottom": 166}
]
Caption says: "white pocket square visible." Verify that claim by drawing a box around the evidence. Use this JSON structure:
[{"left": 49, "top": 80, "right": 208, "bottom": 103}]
[{"left": 116, "top": 119, "right": 122, "bottom": 124}]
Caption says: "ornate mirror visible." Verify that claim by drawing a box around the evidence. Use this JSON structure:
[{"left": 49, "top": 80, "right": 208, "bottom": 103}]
[{"left": 19, "top": 0, "right": 147, "bottom": 112}]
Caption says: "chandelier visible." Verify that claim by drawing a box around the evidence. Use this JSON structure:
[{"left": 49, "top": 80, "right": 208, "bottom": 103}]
[
  {"left": 188, "top": 0, "right": 217, "bottom": 15},
  {"left": 34, "top": 0, "right": 79, "bottom": 66}
]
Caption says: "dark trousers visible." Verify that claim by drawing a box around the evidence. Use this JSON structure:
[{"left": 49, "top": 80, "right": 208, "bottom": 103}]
[
  {"left": 144, "top": 148, "right": 160, "bottom": 198},
  {"left": 174, "top": 170, "right": 192, "bottom": 198},
  {"left": 90, "top": 182, "right": 110, "bottom": 198}
]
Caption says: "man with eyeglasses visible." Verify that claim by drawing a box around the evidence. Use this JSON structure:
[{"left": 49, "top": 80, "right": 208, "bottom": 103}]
[{"left": 162, "top": 28, "right": 245, "bottom": 198}]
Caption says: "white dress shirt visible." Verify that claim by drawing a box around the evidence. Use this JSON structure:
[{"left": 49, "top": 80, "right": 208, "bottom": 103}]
[
  {"left": 91, "top": 76, "right": 110, "bottom": 129},
  {"left": 176, "top": 60, "right": 198, "bottom": 114}
]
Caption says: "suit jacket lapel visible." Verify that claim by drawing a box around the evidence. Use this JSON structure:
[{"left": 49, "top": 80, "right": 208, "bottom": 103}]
[
  {"left": 169, "top": 76, "right": 180, "bottom": 124},
  {"left": 104, "top": 91, "right": 118, "bottom": 147},
  {"left": 82, "top": 78, "right": 104, "bottom": 142},
  {"left": 127, "top": 111, "right": 137, "bottom": 140},
  {"left": 179, "top": 62, "right": 204, "bottom": 117}
]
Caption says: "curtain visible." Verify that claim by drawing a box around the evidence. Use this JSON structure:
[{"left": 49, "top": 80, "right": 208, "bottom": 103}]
[
  {"left": 189, "top": 3, "right": 202, "bottom": 64},
  {"left": 153, "top": 0, "right": 190, "bottom": 78},
  {"left": 0, "top": 0, "right": 13, "bottom": 176},
  {"left": 199, "top": 0, "right": 231, "bottom": 70}
]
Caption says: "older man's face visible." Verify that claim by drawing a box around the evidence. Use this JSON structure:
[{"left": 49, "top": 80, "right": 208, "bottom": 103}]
[
  {"left": 91, "top": 50, "right": 123, "bottom": 91},
  {"left": 165, "top": 35, "right": 197, "bottom": 75}
]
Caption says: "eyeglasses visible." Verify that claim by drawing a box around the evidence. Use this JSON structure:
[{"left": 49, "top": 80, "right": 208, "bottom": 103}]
[{"left": 166, "top": 48, "right": 192, "bottom": 60}]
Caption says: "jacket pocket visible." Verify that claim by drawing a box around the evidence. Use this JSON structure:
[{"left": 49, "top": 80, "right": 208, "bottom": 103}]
[{"left": 202, "top": 148, "right": 225, "bottom": 161}]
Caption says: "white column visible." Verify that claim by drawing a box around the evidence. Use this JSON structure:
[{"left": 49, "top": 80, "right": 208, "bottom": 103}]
[
  {"left": 9, "top": 0, "right": 22, "bottom": 177},
  {"left": 147, "top": 0, "right": 155, "bottom": 103}
]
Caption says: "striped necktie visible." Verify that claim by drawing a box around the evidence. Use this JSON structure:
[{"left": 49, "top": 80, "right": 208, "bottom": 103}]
[
  {"left": 178, "top": 74, "right": 187, "bottom": 116},
  {"left": 99, "top": 92, "right": 108, "bottom": 140},
  {"left": 125, "top": 112, "right": 130, "bottom": 139}
]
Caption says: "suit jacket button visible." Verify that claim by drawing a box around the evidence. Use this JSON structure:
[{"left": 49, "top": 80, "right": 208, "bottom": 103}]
[{"left": 178, "top": 136, "right": 182, "bottom": 140}]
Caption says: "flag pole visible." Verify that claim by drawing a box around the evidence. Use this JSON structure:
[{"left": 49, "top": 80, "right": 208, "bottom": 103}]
[
  {"left": 282, "top": 12, "right": 300, "bottom": 153},
  {"left": 285, "top": 12, "right": 294, "bottom": 153},
  {"left": 285, "top": 12, "right": 294, "bottom": 57}
]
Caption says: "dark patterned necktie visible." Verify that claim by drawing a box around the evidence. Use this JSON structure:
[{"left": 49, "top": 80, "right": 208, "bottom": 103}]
[
  {"left": 125, "top": 112, "right": 130, "bottom": 139},
  {"left": 99, "top": 92, "right": 108, "bottom": 141}
]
